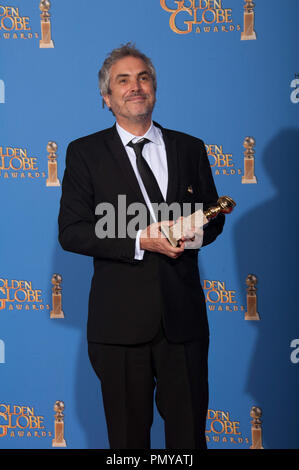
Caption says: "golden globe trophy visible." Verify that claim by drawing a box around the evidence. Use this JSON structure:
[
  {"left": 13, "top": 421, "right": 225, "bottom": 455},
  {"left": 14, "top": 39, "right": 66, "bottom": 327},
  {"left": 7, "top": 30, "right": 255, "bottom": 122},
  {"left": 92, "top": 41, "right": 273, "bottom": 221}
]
[
  {"left": 241, "top": 0, "right": 257, "bottom": 41},
  {"left": 245, "top": 274, "right": 260, "bottom": 320},
  {"left": 250, "top": 406, "right": 264, "bottom": 449},
  {"left": 46, "top": 141, "right": 60, "bottom": 187},
  {"left": 52, "top": 401, "right": 67, "bottom": 448},
  {"left": 242, "top": 137, "right": 257, "bottom": 184},
  {"left": 160, "top": 196, "right": 236, "bottom": 247},
  {"left": 50, "top": 274, "right": 64, "bottom": 319},
  {"left": 39, "top": 0, "right": 54, "bottom": 48}
]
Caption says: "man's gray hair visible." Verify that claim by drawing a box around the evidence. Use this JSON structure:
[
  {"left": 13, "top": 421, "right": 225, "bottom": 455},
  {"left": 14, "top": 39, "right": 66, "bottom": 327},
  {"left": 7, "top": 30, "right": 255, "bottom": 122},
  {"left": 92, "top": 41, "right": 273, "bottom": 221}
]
[{"left": 98, "top": 42, "right": 157, "bottom": 96}]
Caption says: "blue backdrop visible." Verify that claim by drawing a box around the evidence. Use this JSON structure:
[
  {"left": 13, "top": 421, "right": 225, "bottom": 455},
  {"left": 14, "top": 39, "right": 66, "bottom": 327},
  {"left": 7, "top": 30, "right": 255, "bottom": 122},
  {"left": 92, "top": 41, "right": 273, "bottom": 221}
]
[{"left": 0, "top": 0, "right": 298, "bottom": 449}]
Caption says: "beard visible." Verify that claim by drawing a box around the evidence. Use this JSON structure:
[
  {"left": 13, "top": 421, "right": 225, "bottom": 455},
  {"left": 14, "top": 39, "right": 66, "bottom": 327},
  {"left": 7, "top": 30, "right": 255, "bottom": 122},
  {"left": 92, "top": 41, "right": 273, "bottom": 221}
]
[{"left": 108, "top": 92, "right": 156, "bottom": 123}]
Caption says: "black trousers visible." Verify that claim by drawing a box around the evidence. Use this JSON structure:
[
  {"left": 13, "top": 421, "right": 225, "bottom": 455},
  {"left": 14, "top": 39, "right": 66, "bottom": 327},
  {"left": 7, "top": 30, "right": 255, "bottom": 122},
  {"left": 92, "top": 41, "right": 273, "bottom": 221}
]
[{"left": 88, "top": 322, "right": 209, "bottom": 449}]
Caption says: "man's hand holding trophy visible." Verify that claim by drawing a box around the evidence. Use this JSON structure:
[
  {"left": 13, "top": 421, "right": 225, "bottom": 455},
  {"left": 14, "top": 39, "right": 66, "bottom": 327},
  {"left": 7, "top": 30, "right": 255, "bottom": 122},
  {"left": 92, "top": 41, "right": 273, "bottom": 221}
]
[{"left": 160, "top": 196, "right": 236, "bottom": 248}]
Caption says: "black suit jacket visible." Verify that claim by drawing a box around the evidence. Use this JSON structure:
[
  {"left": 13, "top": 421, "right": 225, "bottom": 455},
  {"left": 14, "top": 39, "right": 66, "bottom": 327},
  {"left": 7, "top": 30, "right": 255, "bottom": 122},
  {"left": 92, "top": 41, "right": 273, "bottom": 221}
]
[{"left": 58, "top": 122, "right": 225, "bottom": 344}]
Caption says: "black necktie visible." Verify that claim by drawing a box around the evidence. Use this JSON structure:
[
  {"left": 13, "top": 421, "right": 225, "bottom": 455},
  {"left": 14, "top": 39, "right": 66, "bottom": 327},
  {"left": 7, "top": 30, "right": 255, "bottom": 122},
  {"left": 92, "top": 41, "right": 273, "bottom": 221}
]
[{"left": 127, "top": 139, "right": 165, "bottom": 216}]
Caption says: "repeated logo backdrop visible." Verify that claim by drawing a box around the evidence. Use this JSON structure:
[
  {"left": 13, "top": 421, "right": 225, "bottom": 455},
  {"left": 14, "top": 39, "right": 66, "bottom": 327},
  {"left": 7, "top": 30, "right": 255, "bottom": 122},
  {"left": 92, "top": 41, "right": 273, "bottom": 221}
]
[{"left": 0, "top": 0, "right": 298, "bottom": 449}]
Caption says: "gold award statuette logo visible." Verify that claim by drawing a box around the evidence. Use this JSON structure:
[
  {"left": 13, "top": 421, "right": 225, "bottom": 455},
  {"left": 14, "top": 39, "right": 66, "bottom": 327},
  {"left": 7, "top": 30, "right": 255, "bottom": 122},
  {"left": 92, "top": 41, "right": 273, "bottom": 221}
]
[
  {"left": 52, "top": 401, "right": 66, "bottom": 447},
  {"left": 250, "top": 406, "right": 264, "bottom": 449},
  {"left": 245, "top": 274, "right": 260, "bottom": 320},
  {"left": 242, "top": 137, "right": 257, "bottom": 184},
  {"left": 50, "top": 274, "right": 64, "bottom": 319},
  {"left": 241, "top": 0, "right": 256, "bottom": 41},
  {"left": 39, "top": 0, "right": 54, "bottom": 48},
  {"left": 46, "top": 141, "right": 60, "bottom": 187}
]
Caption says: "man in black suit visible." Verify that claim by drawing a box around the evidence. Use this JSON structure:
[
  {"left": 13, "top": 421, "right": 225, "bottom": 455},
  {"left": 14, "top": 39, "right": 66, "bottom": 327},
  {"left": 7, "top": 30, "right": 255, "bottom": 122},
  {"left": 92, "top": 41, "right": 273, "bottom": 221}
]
[{"left": 58, "top": 43, "right": 225, "bottom": 449}]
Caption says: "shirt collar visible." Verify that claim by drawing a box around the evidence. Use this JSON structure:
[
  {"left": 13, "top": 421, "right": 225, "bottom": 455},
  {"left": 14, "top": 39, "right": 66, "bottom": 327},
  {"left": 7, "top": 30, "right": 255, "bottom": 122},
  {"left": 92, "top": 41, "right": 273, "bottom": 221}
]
[{"left": 116, "top": 121, "right": 162, "bottom": 147}]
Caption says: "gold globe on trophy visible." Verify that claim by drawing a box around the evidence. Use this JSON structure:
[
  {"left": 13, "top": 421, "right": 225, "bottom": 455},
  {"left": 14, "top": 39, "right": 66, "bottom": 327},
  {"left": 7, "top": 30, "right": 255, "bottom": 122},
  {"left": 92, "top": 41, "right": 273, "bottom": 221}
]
[{"left": 204, "top": 196, "right": 236, "bottom": 218}]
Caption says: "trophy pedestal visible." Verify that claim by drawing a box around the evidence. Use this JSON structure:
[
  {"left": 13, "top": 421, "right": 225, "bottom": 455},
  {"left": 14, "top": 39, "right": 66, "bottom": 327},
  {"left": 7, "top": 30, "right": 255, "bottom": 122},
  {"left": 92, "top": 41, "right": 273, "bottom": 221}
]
[
  {"left": 160, "top": 210, "right": 207, "bottom": 247},
  {"left": 250, "top": 428, "right": 264, "bottom": 449},
  {"left": 52, "top": 438, "right": 66, "bottom": 447},
  {"left": 241, "top": 31, "right": 256, "bottom": 41},
  {"left": 242, "top": 176, "right": 257, "bottom": 184},
  {"left": 39, "top": 21, "right": 54, "bottom": 48},
  {"left": 241, "top": 12, "right": 256, "bottom": 40},
  {"left": 242, "top": 156, "right": 257, "bottom": 184},
  {"left": 46, "top": 179, "right": 60, "bottom": 187},
  {"left": 46, "top": 160, "right": 60, "bottom": 187},
  {"left": 50, "top": 294, "right": 64, "bottom": 319},
  {"left": 245, "top": 311, "right": 260, "bottom": 321},
  {"left": 160, "top": 224, "right": 177, "bottom": 247},
  {"left": 40, "top": 40, "right": 54, "bottom": 48},
  {"left": 50, "top": 310, "right": 64, "bottom": 319},
  {"left": 245, "top": 295, "right": 260, "bottom": 320}
]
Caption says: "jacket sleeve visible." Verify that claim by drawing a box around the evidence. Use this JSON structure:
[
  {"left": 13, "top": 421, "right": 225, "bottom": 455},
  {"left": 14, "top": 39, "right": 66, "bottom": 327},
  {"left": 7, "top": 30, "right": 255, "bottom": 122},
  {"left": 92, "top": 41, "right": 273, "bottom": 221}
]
[
  {"left": 197, "top": 139, "right": 225, "bottom": 247},
  {"left": 58, "top": 141, "right": 138, "bottom": 263}
]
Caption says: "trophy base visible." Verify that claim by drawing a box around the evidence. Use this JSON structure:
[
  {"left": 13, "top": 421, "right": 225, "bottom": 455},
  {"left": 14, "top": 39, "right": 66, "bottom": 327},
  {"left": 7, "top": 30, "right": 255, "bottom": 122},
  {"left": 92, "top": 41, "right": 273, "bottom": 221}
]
[
  {"left": 159, "top": 223, "right": 178, "bottom": 247},
  {"left": 245, "top": 312, "right": 260, "bottom": 321},
  {"left": 50, "top": 311, "right": 64, "bottom": 319},
  {"left": 242, "top": 176, "right": 257, "bottom": 184},
  {"left": 52, "top": 439, "right": 66, "bottom": 447},
  {"left": 46, "top": 180, "right": 60, "bottom": 187},
  {"left": 241, "top": 32, "right": 256, "bottom": 41},
  {"left": 160, "top": 210, "right": 207, "bottom": 247},
  {"left": 250, "top": 445, "right": 264, "bottom": 449},
  {"left": 40, "top": 40, "right": 54, "bottom": 49}
]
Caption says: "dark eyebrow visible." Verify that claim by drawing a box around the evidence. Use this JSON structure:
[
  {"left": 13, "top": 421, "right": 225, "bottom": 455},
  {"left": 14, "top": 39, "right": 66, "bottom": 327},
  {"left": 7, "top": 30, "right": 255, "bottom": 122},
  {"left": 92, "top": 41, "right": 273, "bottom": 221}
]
[
  {"left": 115, "top": 74, "right": 129, "bottom": 80},
  {"left": 115, "top": 70, "right": 150, "bottom": 80}
]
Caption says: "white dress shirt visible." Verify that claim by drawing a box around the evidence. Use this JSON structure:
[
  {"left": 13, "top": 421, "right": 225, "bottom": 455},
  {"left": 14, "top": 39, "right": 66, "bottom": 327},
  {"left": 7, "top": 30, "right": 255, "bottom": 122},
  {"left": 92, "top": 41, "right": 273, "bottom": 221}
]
[{"left": 116, "top": 121, "right": 168, "bottom": 260}]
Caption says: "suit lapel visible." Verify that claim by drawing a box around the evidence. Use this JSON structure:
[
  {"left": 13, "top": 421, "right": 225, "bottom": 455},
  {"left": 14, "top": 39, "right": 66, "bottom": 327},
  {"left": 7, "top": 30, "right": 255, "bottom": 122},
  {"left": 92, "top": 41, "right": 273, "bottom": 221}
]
[
  {"left": 154, "top": 122, "right": 179, "bottom": 205},
  {"left": 104, "top": 124, "right": 148, "bottom": 205}
]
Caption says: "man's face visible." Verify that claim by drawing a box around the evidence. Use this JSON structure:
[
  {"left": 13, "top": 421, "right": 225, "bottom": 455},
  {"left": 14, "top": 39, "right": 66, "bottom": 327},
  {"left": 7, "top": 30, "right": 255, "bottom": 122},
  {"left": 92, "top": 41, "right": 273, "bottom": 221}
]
[{"left": 103, "top": 56, "right": 156, "bottom": 125}]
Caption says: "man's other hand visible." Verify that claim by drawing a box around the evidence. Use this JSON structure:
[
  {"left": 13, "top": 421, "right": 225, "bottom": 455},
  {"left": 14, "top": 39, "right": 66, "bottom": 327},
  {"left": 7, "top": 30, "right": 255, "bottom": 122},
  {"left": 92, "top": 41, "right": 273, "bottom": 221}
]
[{"left": 140, "top": 221, "right": 185, "bottom": 259}]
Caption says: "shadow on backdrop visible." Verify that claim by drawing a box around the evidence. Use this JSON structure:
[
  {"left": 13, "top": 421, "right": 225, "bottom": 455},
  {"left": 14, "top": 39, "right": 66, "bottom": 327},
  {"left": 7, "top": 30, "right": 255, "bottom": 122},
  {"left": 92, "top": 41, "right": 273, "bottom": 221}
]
[{"left": 235, "top": 128, "right": 299, "bottom": 449}]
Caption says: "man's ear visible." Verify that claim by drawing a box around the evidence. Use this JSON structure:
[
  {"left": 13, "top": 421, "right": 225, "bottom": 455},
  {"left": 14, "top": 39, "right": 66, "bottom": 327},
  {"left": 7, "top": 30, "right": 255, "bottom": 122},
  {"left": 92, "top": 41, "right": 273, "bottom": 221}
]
[{"left": 102, "top": 94, "right": 111, "bottom": 109}]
